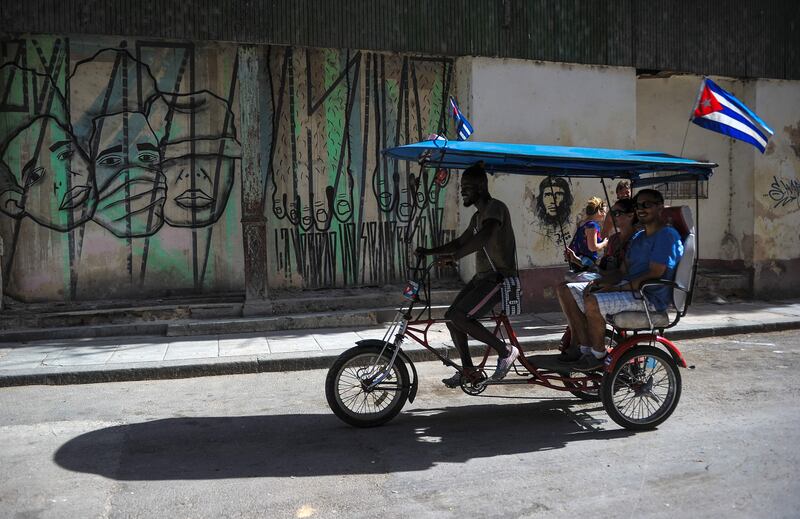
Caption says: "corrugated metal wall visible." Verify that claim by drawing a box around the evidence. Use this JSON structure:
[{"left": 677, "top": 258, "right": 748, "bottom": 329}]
[{"left": 1, "top": 0, "right": 798, "bottom": 79}]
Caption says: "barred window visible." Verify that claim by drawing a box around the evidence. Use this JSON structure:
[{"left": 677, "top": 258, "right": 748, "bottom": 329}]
[{"left": 647, "top": 180, "right": 708, "bottom": 200}]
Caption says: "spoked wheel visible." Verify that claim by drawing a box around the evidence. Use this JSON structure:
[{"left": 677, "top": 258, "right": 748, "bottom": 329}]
[
  {"left": 325, "top": 345, "right": 410, "bottom": 427},
  {"left": 601, "top": 346, "right": 682, "bottom": 430}
]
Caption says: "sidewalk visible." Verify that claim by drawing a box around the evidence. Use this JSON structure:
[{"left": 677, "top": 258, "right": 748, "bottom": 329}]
[{"left": 1, "top": 299, "right": 800, "bottom": 387}]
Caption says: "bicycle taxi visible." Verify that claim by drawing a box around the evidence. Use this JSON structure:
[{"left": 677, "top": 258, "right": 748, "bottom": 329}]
[{"left": 325, "top": 139, "right": 716, "bottom": 431}]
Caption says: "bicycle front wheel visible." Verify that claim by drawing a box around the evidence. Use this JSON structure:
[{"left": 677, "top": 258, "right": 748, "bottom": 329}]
[{"left": 325, "top": 345, "right": 410, "bottom": 427}]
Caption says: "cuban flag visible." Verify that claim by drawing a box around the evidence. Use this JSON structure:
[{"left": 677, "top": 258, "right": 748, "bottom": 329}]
[
  {"left": 691, "top": 78, "right": 773, "bottom": 153},
  {"left": 449, "top": 96, "right": 474, "bottom": 141}
]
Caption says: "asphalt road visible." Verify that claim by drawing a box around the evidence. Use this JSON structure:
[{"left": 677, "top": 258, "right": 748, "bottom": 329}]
[{"left": 1, "top": 331, "right": 799, "bottom": 519}]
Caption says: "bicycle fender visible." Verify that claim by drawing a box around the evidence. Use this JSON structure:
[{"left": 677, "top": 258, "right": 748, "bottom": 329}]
[
  {"left": 355, "top": 339, "right": 419, "bottom": 403},
  {"left": 604, "top": 334, "right": 688, "bottom": 373}
]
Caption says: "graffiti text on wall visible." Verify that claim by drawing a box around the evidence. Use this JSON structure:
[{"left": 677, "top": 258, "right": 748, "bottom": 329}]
[
  {"left": 767, "top": 175, "right": 800, "bottom": 212},
  {"left": 265, "top": 48, "right": 458, "bottom": 288}
]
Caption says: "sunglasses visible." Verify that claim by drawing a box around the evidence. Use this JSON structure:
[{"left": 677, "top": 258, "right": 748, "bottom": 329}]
[
  {"left": 610, "top": 209, "right": 632, "bottom": 217},
  {"left": 635, "top": 200, "right": 662, "bottom": 209}
]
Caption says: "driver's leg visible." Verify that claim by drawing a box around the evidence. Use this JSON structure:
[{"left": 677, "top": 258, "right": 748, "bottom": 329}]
[
  {"left": 447, "top": 311, "right": 506, "bottom": 355},
  {"left": 441, "top": 281, "right": 481, "bottom": 387},
  {"left": 446, "top": 321, "right": 473, "bottom": 368},
  {"left": 445, "top": 276, "right": 519, "bottom": 380}
]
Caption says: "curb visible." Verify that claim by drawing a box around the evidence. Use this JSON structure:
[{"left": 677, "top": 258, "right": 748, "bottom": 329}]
[{"left": 2, "top": 320, "right": 799, "bottom": 388}]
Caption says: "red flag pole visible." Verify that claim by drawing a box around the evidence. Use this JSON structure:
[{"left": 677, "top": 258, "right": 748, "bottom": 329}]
[{"left": 680, "top": 77, "right": 708, "bottom": 156}]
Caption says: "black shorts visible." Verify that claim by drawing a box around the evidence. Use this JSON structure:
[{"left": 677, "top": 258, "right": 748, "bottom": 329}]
[{"left": 450, "top": 276, "right": 502, "bottom": 319}]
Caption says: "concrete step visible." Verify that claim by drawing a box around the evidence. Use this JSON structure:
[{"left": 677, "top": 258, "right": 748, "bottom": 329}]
[
  {"left": 166, "top": 309, "right": 380, "bottom": 337},
  {"left": 0, "top": 302, "right": 244, "bottom": 330},
  {"left": 694, "top": 268, "right": 752, "bottom": 301},
  {"left": 170, "top": 304, "right": 451, "bottom": 337},
  {"left": 0, "top": 289, "right": 460, "bottom": 342},
  {"left": 0, "top": 321, "right": 170, "bottom": 343}
]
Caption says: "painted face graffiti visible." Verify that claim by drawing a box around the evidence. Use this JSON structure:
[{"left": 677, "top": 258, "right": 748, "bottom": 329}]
[
  {"left": 159, "top": 93, "right": 240, "bottom": 228},
  {"left": 0, "top": 116, "right": 96, "bottom": 231},
  {"left": 161, "top": 147, "right": 237, "bottom": 227},
  {"left": 542, "top": 186, "right": 565, "bottom": 216},
  {"left": 90, "top": 112, "right": 166, "bottom": 238},
  {"left": 535, "top": 176, "right": 573, "bottom": 228}
]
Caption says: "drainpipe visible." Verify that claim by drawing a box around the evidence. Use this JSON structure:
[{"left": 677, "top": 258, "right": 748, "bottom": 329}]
[{"left": 238, "top": 45, "right": 272, "bottom": 316}]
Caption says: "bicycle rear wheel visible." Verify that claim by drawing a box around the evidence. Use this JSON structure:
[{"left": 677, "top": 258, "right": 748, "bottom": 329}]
[{"left": 601, "top": 346, "right": 682, "bottom": 430}]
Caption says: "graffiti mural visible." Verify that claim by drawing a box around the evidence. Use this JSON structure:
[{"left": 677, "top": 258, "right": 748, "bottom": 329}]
[
  {"left": 0, "top": 36, "right": 459, "bottom": 301},
  {"left": 0, "top": 36, "right": 243, "bottom": 301},
  {"left": 264, "top": 48, "right": 458, "bottom": 289},
  {"left": 533, "top": 176, "right": 574, "bottom": 246}
]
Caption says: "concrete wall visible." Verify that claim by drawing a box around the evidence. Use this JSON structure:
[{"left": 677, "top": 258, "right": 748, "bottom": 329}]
[
  {"left": 456, "top": 57, "right": 636, "bottom": 310},
  {"left": 637, "top": 75, "right": 800, "bottom": 299},
  {"left": 636, "top": 75, "right": 756, "bottom": 267},
  {"left": 753, "top": 79, "right": 800, "bottom": 297},
  {"left": 457, "top": 61, "right": 800, "bottom": 308},
  {"left": 0, "top": 35, "right": 244, "bottom": 302},
  {"left": 2, "top": 35, "right": 797, "bottom": 304},
  {"left": 0, "top": 36, "right": 461, "bottom": 302},
  {"left": 262, "top": 48, "right": 459, "bottom": 290}
]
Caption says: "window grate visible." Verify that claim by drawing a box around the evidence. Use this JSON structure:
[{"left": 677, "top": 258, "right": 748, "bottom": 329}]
[{"left": 648, "top": 180, "right": 708, "bottom": 200}]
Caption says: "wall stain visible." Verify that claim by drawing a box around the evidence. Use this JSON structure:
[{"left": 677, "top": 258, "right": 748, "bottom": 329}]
[{"left": 785, "top": 120, "right": 800, "bottom": 159}]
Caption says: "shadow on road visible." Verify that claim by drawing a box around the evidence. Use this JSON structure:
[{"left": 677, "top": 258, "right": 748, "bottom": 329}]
[{"left": 54, "top": 400, "right": 632, "bottom": 480}]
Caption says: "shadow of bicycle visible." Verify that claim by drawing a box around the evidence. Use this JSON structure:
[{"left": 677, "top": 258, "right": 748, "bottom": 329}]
[{"left": 54, "top": 399, "right": 631, "bottom": 480}]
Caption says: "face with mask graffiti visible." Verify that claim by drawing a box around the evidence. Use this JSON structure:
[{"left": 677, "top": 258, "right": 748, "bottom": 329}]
[
  {"left": 90, "top": 112, "right": 166, "bottom": 237},
  {"left": 0, "top": 116, "right": 96, "bottom": 231}
]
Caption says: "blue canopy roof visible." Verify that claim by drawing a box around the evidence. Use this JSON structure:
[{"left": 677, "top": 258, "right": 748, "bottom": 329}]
[{"left": 383, "top": 139, "right": 717, "bottom": 185}]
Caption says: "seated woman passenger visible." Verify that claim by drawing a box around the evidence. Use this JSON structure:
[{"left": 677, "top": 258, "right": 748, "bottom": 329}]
[
  {"left": 565, "top": 197, "right": 608, "bottom": 272},
  {"left": 556, "top": 198, "right": 638, "bottom": 361}
]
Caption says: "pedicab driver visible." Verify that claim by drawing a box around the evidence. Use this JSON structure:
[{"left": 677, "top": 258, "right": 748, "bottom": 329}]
[{"left": 416, "top": 163, "right": 519, "bottom": 387}]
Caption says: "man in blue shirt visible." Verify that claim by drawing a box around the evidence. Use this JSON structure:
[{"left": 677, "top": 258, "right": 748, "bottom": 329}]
[{"left": 575, "top": 188, "right": 684, "bottom": 371}]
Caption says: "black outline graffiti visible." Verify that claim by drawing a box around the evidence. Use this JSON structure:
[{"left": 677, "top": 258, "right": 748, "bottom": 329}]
[
  {"left": 535, "top": 176, "right": 574, "bottom": 246},
  {"left": 1, "top": 38, "right": 241, "bottom": 298},
  {"left": 767, "top": 175, "right": 800, "bottom": 210},
  {"left": 267, "top": 49, "right": 457, "bottom": 288}
]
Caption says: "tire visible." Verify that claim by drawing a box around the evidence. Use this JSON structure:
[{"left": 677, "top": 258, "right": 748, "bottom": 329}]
[
  {"left": 325, "top": 345, "right": 410, "bottom": 427},
  {"left": 601, "top": 346, "right": 682, "bottom": 430}
]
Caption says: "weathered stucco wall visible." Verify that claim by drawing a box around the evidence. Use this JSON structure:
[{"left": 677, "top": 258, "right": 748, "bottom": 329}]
[
  {"left": 262, "top": 48, "right": 459, "bottom": 290},
  {"left": 3, "top": 34, "right": 797, "bottom": 304},
  {"left": 0, "top": 36, "right": 460, "bottom": 301},
  {"left": 456, "top": 57, "right": 636, "bottom": 309},
  {"left": 753, "top": 79, "right": 800, "bottom": 297},
  {"left": 0, "top": 35, "right": 245, "bottom": 302},
  {"left": 636, "top": 75, "right": 756, "bottom": 265}
]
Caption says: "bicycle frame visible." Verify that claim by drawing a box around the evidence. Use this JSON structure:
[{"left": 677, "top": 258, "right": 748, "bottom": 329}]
[
  {"left": 368, "top": 259, "right": 603, "bottom": 396},
  {"left": 326, "top": 138, "right": 708, "bottom": 430}
]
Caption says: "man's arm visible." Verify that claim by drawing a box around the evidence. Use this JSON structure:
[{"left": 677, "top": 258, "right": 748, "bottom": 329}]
[
  {"left": 416, "top": 219, "right": 500, "bottom": 261},
  {"left": 614, "top": 262, "right": 668, "bottom": 292},
  {"left": 451, "top": 219, "right": 499, "bottom": 260},
  {"left": 416, "top": 225, "right": 473, "bottom": 257}
]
